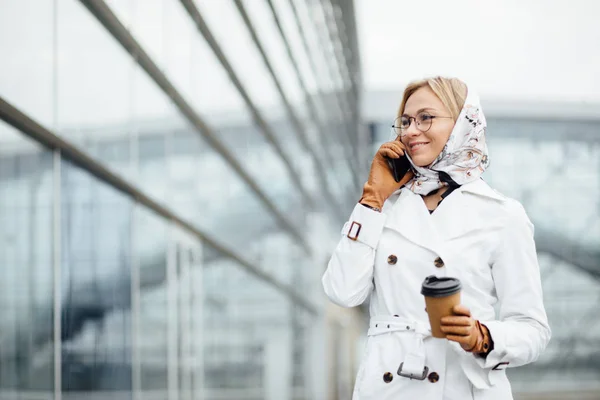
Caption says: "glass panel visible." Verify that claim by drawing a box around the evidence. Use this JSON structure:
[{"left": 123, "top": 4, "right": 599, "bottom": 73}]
[
  {"left": 189, "top": 246, "right": 204, "bottom": 399},
  {"left": 291, "top": 0, "right": 335, "bottom": 95},
  {"left": 55, "top": 0, "right": 133, "bottom": 152},
  {"left": 194, "top": 0, "right": 280, "bottom": 112},
  {"left": 134, "top": 206, "right": 168, "bottom": 397},
  {"left": 0, "top": 0, "right": 54, "bottom": 128},
  {"left": 60, "top": 160, "right": 133, "bottom": 396},
  {"left": 240, "top": 0, "right": 305, "bottom": 115},
  {"left": 202, "top": 257, "right": 296, "bottom": 398},
  {"left": 0, "top": 121, "right": 54, "bottom": 396},
  {"left": 270, "top": 0, "right": 319, "bottom": 98},
  {"left": 177, "top": 243, "right": 199, "bottom": 400}
]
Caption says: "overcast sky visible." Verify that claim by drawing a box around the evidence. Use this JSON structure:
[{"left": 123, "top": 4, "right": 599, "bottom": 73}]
[{"left": 357, "top": 0, "right": 600, "bottom": 104}]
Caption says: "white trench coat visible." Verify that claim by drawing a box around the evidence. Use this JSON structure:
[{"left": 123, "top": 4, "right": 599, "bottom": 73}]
[{"left": 322, "top": 178, "right": 551, "bottom": 400}]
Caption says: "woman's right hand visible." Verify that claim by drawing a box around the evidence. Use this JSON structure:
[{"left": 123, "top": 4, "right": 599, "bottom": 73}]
[{"left": 359, "top": 141, "right": 414, "bottom": 210}]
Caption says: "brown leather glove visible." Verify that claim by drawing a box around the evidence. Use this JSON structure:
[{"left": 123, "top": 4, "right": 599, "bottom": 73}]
[
  {"left": 440, "top": 305, "right": 493, "bottom": 355},
  {"left": 359, "top": 141, "right": 414, "bottom": 210}
]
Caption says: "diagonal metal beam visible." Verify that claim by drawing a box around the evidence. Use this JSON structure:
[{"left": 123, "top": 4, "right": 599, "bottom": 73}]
[
  {"left": 306, "top": 0, "right": 359, "bottom": 166},
  {"left": 323, "top": 0, "right": 361, "bottom": 158},
  {"left": 266, "top": 0, "right": 352, "bottom": 192},
  {"left": 78, "top": 0, "right": 310, "bottom": 253},
  {"left": 0, "top": 95, "right": 317, "bottom": 315},
  {"left": 267, "top": 0, "right": 362, "bottom": 207},
  {"left": 286, "top": 0, "right": 360, "bottom": 190},
  {"left": 233, "top": 0, "right": 344, "bottom": 220},
  {"left": 176, "top": 0, "right": 317, "bottom": 210},
  {"left": 265, "top": 0, "right": 330, "bottom": 145}
]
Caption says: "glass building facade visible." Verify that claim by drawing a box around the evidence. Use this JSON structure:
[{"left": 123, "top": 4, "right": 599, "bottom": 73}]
[{"left": 0, "top": 1, "right": 363, "bottom": 399}]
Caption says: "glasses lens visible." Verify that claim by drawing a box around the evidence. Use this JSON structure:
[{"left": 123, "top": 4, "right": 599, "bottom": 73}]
[
  {"left": 400, "top": 116, "right": 411, "bottom": 131},
  {"left": 417, "top": 113, "right": 433, "bottom": 132},
  {"left": 392, "top": 116, "right": 404, "bottom": 136}
]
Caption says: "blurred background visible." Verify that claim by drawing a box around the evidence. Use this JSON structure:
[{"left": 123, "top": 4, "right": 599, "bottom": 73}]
[{"left": 0, "top": 1, "right": 598, "bottom": 399}]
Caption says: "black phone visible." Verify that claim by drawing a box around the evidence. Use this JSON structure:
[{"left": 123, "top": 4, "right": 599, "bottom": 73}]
[{"left": 387, "top": 155, "right": 412, "bottom": 183}]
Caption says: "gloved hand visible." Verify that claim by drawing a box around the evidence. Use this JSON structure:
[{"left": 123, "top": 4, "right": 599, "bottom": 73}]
[
  {"left": 359, "top": 141, "right": 414, "bottom": 210},
  {"left": 440, "top": 305, "right": 493, "bottom": 354}
]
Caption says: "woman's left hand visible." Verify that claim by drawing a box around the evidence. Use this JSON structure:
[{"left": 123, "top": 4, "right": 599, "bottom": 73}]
[{"left": 440, "top": 304, "right": 490, "bottom": 353}]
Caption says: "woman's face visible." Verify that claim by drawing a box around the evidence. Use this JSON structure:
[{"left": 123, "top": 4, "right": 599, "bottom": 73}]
[{"left": 400, "top": 87, "right": 455, "bottom": 167}]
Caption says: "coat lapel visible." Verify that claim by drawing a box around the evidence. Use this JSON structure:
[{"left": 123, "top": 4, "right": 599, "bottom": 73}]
[
  {"left": 384, "top": 189, "right": 442, "bottom": 253},
  {"left": 434, "top": 179, "right": 507, "bottom": 242},
  {"left": 384, "top": 179, "right": 506, "bottom": 250}
]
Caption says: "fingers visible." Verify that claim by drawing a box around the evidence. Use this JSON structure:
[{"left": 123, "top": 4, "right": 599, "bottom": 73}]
[
  {"left": 440, "top": 315, "right": 471, "bottom": 326},
  {"left": 387, "top": 141, "right": 407, "bottom": 153},
  {"left": 452, "top": 304, "right": 472, "bottom": 317},
  {"left": 378, "top": 142, "right": 405, "bottom": 158},
  {"left": 379, "top": 148, "right": 400, "bottom": 159},
  {"left": 445, "top": 334, "right": 472, "bottom": 346},
  {"left": 440, "top": 324, "right": 472, "bottom": 336}
]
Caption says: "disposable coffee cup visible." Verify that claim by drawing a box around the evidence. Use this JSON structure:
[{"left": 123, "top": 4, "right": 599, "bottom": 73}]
[{"left": 421, "top": 275, "right": 462, "bottom": 338}]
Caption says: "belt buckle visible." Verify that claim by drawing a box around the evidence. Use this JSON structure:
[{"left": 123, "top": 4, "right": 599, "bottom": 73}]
[{"left": 397, "top": 362, "right": 429, "bottom": 380}]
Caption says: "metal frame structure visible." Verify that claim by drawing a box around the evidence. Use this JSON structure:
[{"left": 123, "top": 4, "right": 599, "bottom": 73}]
[
  {"left": 286, "top": 0, "right": 361, "bottom": 190},
  {"left": 0, "top": 1, "right": 364, "bottom": 397},
  {"left": 79, "top": 0, "right": 312, "bottom": 252},
  {"left": 265, "top": 0, "right": 343, "bottom": 181},
  {"left": 0, "top": 95, "right": 317, "bottom": 315},
  {"left": 233, "top": 0, "right": 344, "bottom": 215}
]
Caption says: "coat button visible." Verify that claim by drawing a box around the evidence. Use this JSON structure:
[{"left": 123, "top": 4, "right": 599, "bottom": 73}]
[
  {"left": 383, "top": 372, "right": 393, "bottom": 383},
  {"left": 428, "top": 372, "right": 440, "bottom": 383},
  {"left": 434, "top": 257, "right": 444, "bottom": 268},
  {"left": 387, "top": 255, "right": 398, "bottom": 265}
]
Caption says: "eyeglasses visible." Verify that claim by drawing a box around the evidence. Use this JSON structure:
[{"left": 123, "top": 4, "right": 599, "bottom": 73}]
[{"left": 392, "top": 113, "right": 453, "bottom": 136}]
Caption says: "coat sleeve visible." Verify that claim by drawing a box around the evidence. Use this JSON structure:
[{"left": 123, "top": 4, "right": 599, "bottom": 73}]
[
  {"left": 321, "top": 203, "right": 388, "bottom": 308},
  {"left": 476, "top": 199, "right": 551, "bottom": 370}
]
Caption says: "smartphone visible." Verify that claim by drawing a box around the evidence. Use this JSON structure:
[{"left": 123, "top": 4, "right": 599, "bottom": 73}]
[{"left": 387, "top": 155, "right": 412, "bottom": 183}]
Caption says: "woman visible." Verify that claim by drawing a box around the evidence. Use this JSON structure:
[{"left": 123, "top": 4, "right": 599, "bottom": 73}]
[{"left": 322, "top": 77, "right": 550, "bottom": 400}]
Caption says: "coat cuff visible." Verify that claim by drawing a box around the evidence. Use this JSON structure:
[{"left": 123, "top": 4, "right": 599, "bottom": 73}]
[
  {"left": 473, "top": 320, "right": 510, "bottom": 371},
  {"left": 340, "top": 203, "right": 388, "bottom": 249}
]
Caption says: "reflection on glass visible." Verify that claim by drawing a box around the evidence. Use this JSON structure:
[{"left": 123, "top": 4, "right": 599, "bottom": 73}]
[
  {"left": 0, "top": 122, "right": 54, "bottom": 395},
  {"left": 60, "top": 160, "right": 133, "bottom": 395}
]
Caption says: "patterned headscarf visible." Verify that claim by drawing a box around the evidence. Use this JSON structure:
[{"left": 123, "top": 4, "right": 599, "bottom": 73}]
[{"left": 404, "top": 88, "right": 490, "bottom": 196}]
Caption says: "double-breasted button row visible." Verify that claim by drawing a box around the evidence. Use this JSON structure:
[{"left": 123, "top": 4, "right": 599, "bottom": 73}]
[
  {"left": 382, "top": 371, "right": 440, "bottom": 383},
  {"left": 387, "top": 254, "right": 444, "bottom": 268}
]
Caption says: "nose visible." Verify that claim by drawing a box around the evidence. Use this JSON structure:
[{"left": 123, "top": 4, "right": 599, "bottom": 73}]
[{"left": 403, "top": 121, "right": 421, "bottom": 137}]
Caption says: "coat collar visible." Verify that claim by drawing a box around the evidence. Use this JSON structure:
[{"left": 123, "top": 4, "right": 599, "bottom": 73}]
[
  {"left": 385, "top": 178, "right": 505, "bottom": 253},
  {"left": 459, "top": 178, "right": 506, "bottom": 203}
]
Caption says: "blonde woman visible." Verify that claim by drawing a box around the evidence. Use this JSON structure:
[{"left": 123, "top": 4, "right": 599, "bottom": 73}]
[{"left": 322, "top": 77, "right": 550, "bottom": 400}]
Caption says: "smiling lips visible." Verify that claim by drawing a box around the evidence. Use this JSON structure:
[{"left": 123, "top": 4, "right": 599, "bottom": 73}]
[{"left": 409, "top": 141, "right": 429, "bottom": 152}]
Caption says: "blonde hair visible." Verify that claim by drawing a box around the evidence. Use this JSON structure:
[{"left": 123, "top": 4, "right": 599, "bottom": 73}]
[{"left": 397, "top": 77, "right": 468, "bottom": 121}]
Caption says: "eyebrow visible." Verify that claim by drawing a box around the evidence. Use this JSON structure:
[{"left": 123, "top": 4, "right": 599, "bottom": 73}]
[{"left": 402, "top": 107, "right": 437, "bottom": 117}]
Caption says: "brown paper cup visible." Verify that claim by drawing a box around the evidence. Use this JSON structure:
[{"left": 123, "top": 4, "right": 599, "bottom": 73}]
[
  {"left": 424, "top": 291, "right": 461, "bottom": 338},
  {"left": 421, "top": 275, "right": 462, "bottom": 339}
]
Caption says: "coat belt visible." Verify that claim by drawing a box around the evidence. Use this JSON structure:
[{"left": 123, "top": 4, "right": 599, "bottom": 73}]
[
  {"left": 367, "top": 316, "right": 432, "bottom": 337},
  {"left": 368, "top": 316, "right": 432, "bottom": 379}
]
